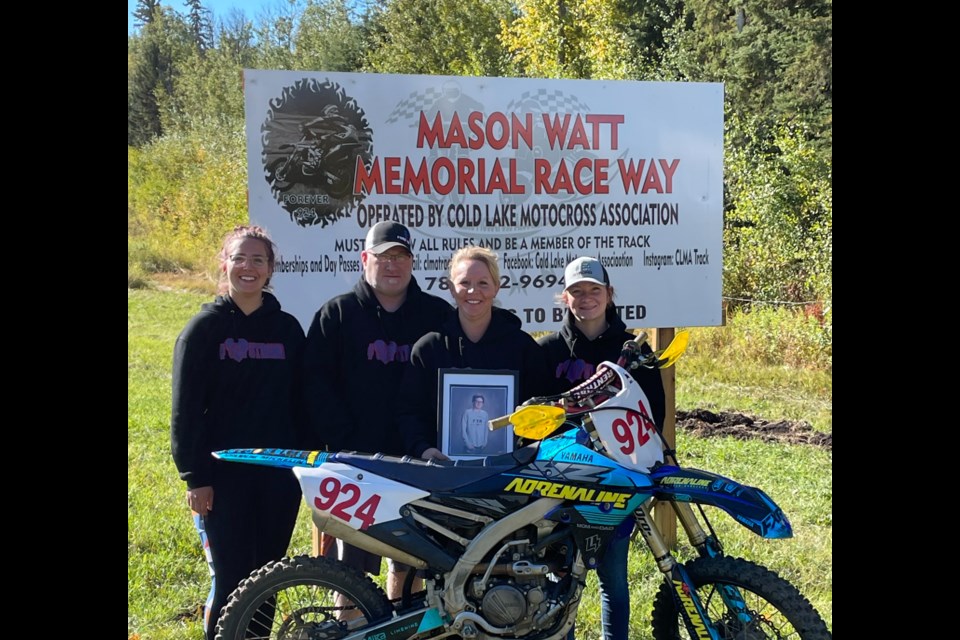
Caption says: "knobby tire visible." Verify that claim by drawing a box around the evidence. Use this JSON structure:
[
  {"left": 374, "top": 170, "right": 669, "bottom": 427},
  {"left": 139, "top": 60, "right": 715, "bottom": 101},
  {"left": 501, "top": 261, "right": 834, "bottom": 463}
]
[
  {"left": 650, "top": 556, "right": 831, "bottom": 640},
  {"left": 214, "top": 554, "right": 393, "bottom": 640}
]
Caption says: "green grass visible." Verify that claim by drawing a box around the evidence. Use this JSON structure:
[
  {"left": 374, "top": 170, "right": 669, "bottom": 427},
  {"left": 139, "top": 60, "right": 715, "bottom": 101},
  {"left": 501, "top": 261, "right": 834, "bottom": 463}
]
[{"left": 128, "top": 287, "right": 832, "bottom": 640}]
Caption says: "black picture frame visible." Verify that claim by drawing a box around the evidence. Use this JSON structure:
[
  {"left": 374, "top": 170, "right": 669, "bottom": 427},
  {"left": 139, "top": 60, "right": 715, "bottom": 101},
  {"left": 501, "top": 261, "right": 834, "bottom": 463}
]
[{"left": 437, "top": 368, "right": 518, "bottom": 460}]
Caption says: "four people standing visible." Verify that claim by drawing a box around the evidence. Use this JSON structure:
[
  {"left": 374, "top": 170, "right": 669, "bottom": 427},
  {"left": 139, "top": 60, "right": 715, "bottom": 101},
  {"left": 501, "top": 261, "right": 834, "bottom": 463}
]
[{"left": 172, "top": 221, "right": 666, "bottom": 638}]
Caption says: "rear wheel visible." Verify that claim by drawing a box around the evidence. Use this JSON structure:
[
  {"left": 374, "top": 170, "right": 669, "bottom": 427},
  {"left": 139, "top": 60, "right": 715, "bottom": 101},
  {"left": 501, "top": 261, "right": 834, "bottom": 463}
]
[
  {"left": 650, "top": 556, "right": 831, "bottom": 640},
  {"left": 214, "top": 554, "right": 393, "bottom": 640}
]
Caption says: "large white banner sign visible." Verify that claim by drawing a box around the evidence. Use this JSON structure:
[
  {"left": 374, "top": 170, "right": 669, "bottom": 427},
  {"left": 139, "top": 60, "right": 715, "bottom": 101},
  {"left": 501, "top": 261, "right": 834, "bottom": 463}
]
[{"left": 244, "top": 70, "right": 723, "bottom": 332}]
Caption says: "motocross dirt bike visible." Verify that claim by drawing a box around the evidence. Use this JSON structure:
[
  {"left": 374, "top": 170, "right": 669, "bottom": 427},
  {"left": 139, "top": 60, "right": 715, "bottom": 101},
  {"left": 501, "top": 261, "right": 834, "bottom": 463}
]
[
  {"left": 212, "top": 332, "right": 831, "bottom": 640},
  {"left": 267, "top": 138, "right": 364, "bottom": 199}
]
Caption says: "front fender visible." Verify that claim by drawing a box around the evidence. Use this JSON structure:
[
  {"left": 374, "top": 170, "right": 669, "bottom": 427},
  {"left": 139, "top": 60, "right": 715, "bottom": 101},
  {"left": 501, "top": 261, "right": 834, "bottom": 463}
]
[{"left": 650, "top": 466, "right": 792, "bottom": 539}]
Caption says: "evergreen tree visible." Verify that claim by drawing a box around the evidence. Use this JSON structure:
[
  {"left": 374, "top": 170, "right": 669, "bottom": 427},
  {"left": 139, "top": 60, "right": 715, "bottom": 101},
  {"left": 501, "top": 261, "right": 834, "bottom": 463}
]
[
  {"left": 184, "top": 0, "right": 214, "bottom": 52},
  {"left": 128, "top": 36, "right": 163, "bottom": 146},
  {"left": 127, "top": 7, "right": 195, "bottom": 146},
  {"left": 132, "top": 0, "right": 161, "bottom": 29}
]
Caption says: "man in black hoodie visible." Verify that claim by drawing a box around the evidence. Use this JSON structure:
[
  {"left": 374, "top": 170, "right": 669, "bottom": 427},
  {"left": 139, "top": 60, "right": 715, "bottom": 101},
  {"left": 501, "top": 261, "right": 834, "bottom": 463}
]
[{"left": 303, "top": 220, "right": 451, "bottom": 599}]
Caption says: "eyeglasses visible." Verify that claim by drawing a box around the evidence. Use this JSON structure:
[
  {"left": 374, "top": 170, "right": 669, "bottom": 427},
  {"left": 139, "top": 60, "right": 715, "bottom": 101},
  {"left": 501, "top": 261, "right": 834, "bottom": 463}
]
[
  {"left": 373, "top": 252, "right": 412, "bottom": 263},
  {"left": 229, "top": 255, "right": 268, "bottom": 267}
]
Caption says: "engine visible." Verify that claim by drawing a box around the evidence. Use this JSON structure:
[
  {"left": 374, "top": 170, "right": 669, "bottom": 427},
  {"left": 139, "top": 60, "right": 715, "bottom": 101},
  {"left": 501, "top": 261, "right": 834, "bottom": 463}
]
[
  {"left": 451, "top": 539, "right": 582, "bottom": 639},
  {"left": 401, "top": 495, "right": 587, "bottom": 638}
]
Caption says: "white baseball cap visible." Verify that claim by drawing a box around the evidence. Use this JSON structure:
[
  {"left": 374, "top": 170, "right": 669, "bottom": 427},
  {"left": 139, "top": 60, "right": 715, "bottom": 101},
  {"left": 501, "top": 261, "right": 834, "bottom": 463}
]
[{"left": 564, "top": 256, "right": 609, "bottom": 289}]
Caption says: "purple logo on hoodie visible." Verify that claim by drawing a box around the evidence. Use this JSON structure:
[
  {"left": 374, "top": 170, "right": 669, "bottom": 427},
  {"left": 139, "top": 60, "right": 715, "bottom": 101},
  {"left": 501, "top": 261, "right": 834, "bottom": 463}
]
[
  {"left": 220, "top": 338, "right": 286, "bottom": 362},
  {"left": 367, "top": 339, "right": 412, "bottom": 364},
  {"left": 556, "top": 358, "right": 595, "bottom": 384}
]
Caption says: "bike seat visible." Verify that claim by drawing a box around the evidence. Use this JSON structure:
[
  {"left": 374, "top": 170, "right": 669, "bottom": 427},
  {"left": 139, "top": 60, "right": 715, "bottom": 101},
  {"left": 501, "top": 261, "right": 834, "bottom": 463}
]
[{"left": 332, "top": 446, "right": 538, "bottom": 492}]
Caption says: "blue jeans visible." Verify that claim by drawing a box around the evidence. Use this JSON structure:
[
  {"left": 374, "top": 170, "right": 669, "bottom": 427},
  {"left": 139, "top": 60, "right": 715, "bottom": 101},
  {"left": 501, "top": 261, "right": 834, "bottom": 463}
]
[{"left": 568, "top": 534, "right": 630, "bottom": 639}]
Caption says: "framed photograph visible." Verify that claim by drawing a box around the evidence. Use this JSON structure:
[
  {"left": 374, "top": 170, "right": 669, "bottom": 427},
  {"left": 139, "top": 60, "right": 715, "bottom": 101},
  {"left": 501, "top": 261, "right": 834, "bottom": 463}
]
[{"left": 438, "top": 369, "right": 518, "bottom": 460}]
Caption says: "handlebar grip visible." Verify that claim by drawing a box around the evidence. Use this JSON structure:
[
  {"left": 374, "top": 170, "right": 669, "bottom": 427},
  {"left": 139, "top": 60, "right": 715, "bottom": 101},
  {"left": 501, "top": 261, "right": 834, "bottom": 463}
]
[
  {"left": 617, "top": 331, "right": 648, "bottom": 367},
  {"left": 488, "top": 415, "right": 513, "bottom": 431}
]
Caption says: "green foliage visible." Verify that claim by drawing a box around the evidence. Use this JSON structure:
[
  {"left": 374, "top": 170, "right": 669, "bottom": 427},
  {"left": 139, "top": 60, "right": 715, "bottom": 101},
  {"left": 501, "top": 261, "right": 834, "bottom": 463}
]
[
  {"left": 127, "top": 127, "right": 248, "bottom": 277},
  {"left": 166, "top": 48, "right": 247, "bottom": 131},
  {"left": 365, "top": 0, "right": 516, "bottom": 76},
  {"left": 294, "top": 0, "right": 367, "bottom": 71},
  {"left": 723, "top": 114, "right": 832, "bottom": 310},
  {"left": 128, "top": 7, "right": 197, "bottom": 146},
  {"left": 618, "top": 0, "right": 832, "bottom": 167},
  {"left": 500, "top": 0, "right": 636, "bottom": 79},
  {"left": 129, "top": 288, "right": 831, "bottom": 639},
  {"left": 674, "top": 308, "right": 832, "bottom": 433}
]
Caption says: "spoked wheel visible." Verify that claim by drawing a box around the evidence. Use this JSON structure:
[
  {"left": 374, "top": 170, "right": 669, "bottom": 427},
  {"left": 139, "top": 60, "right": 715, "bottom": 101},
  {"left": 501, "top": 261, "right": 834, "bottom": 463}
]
[
  {"left": 214, "top": 555, "right": 393, "bottom": 640},
  {"left": 650, "top": 556, "right": 831, "bottom": 640}
]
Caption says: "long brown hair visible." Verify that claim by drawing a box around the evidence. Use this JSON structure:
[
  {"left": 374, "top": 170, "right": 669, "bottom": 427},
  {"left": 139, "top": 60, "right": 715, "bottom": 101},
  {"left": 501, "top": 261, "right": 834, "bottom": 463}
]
[{"left": 216, "top": 225, "right": 277, "bottom": 295}]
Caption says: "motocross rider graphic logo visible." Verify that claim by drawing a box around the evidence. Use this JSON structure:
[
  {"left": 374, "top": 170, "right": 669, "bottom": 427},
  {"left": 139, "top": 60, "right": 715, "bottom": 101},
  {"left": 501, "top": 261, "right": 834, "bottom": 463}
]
[{"left": 261, "top": 78, "right": 374, "bottom": 228}]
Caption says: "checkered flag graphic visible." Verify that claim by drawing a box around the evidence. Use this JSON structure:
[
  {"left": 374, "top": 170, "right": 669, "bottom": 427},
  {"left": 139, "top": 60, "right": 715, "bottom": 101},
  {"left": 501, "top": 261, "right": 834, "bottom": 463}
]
[
  {"left": 385, "top": 87, "right": 446, "bottom": 124},
  {"left": 506, "top": 88, "right": 591, "bottom": 113}
]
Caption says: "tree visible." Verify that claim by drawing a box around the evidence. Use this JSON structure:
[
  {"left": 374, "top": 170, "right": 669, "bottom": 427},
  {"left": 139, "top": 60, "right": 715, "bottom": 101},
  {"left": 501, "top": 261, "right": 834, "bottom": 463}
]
[
  {"left": 723, "top": 114, "right": 832, "bottom": 308},
  {"left": 651, "top": 0, "right": 832, "bottom": 154},
  {"left": 127, "top": 7, "right": 195, "bottom": 146},
  {"left": 132, "top": 0, "right": 161, "bottom": 29},
  {"left": 252, "top": 0, "right": 304, "bottom": 69},
  {"left": 293, "top": 0, "right": 367, "bottom": 72},
  {"left": 184, "top": 0, "right": 214, "bottom": 52},
  {"left": 365, "top": 0, "right": 515, "bottom": 77},
  {"left": 499, "top": 0, "right": 636, "bottom": 79},
  {"left": 128, "top": 36, "right": 163, "bottom": 145}
]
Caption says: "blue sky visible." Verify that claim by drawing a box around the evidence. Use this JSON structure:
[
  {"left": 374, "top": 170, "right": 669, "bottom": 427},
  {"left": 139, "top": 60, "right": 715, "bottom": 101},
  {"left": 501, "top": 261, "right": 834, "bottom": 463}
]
[{"left": 128, "top": 0, "right": 284, "bottom": 34}]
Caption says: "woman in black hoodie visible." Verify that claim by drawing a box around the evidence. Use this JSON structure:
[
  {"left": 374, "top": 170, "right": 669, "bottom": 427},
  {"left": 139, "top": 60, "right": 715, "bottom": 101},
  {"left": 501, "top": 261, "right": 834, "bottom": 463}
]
[
  {"left": 170, "top": 225, "right": 305, "bottom": 640},
  {"left": 537, "top": 255, "right": 665, "bottom": 640},
  {"left": 397, "top": 246, "right": 551, "bottom": 461}
]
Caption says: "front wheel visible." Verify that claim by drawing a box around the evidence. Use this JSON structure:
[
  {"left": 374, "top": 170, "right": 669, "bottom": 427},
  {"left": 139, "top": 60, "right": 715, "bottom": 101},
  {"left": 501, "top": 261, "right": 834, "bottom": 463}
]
[
  {"left": 650, "top": 556, "right": 831, "bottom": 640},
  {"left": 214, "top": 554, "right": 393, "bottom": 640}
]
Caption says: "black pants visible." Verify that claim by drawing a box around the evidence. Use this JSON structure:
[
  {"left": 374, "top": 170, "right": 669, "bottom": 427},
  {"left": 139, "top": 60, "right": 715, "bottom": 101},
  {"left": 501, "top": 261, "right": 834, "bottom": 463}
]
[{"left": 201, "top": 462, "right": 301, "bottom": 640}]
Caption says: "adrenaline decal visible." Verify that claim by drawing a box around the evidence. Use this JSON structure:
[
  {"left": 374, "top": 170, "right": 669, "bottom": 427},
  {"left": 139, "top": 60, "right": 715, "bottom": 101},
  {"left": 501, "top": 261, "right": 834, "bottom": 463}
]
[{"left": 503, "top": 477, "right": 632, "bottom": 509}]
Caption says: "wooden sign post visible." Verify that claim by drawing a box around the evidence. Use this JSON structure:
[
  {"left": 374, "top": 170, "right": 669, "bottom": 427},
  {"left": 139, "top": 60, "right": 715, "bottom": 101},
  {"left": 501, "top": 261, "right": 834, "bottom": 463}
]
[{"left": 651, "top": 327, "right": 678, "bottom": 548}]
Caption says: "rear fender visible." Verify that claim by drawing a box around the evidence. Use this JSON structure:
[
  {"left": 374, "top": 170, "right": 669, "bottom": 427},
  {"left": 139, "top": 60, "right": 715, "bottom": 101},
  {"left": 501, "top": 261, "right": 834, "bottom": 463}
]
[
  {"left": 212, "top": 448, "right": 430, "bottom": 532},
  {"left": 294, "top": 463, "right": 429, "bottom": 533},
  {"left": 212, "top": 447, "right": 327, "bottom": 468},
  {"left": 651, "top": 466, "right": 792, "bottom": 539}
]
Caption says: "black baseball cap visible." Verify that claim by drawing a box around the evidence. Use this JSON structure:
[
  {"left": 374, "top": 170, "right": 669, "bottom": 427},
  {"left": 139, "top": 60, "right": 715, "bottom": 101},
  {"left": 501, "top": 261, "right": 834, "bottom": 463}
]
[{"left": 364, "top": 221, "right": 413, "bottom": 254}]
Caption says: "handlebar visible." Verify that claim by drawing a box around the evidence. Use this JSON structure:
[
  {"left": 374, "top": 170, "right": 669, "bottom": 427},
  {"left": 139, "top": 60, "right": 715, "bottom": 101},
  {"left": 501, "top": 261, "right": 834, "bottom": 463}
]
[
  {"left": 616, "top": 331, "right": 648, "bottom": 369},
  {"left": 486, "top": 330, "right": 689, "bottom": 441},
  {"left": 488, "top": 414, "right": 513, "bottom": 431}
]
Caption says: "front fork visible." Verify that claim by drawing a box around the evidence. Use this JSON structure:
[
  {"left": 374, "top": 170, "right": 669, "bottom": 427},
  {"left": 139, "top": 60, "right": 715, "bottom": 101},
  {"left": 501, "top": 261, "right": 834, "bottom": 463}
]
[
  {"left": 669, "top": 481, "right": 754, "bottom": 625},
  {"left": 643, "top": 500, "right": 755, "bottom": 629},
  {"left": 634, "top": 503, "right": 721, "bottom": 639}
]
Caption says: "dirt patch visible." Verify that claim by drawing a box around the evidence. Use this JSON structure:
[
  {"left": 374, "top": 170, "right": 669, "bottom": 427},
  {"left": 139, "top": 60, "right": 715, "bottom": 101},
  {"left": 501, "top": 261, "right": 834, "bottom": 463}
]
[{"left": 676, "top": 409, "right": 832, "bottom": 451}]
